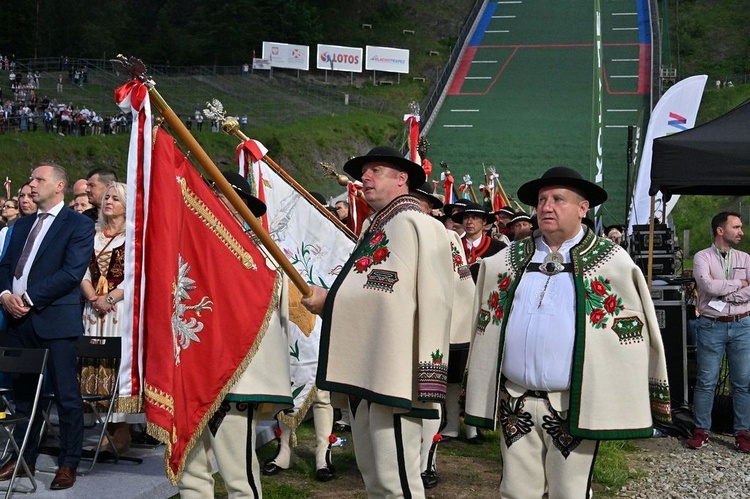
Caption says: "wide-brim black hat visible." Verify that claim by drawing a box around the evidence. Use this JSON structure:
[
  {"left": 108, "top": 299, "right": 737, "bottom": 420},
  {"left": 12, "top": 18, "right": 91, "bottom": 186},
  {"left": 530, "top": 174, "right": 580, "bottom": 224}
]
[
  {"left": 443, "top": 198, "right": 472, "bottom": 217},
  {"left": 413, "top": 182, "right": 443, "bottom": 209},
  {"left": 343, "top": 146, "right": 425, "bottom": 190},
  {"left": 494, "top": 206, "right": 516, "bottom": 219},
  {"left": 517, "top": 166, "right": 607, "bottom": 207},
  {"left": 508, "top": 212, "right": 531, "bottom": 227},
  {"left": 220, "top": 170, "right": 267, "bottom": 217},
  {"left": 451, "top": 202, "right": 494, "bottom": 224}
]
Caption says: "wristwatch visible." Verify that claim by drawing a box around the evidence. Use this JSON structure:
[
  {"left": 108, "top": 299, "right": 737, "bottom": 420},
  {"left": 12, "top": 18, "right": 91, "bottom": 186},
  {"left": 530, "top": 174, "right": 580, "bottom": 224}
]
[{"left": 106, "top": 295, "right": 115, "bottom": 305}]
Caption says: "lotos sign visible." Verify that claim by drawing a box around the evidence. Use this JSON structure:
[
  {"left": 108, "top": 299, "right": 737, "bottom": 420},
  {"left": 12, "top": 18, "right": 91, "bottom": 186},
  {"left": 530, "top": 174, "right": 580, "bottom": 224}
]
[{"left": 316, "top": 44, "right": 363, "bottom": 73}]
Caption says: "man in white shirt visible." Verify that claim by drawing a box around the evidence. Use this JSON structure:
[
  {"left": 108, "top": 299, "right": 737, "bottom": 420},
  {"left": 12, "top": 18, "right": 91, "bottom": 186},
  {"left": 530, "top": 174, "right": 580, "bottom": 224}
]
[
  {"left": 464, "top": 167, "right": 671, "bottom": 498},
  {"left": 0, "top": 164, "right": 94, "bottom": 490}
]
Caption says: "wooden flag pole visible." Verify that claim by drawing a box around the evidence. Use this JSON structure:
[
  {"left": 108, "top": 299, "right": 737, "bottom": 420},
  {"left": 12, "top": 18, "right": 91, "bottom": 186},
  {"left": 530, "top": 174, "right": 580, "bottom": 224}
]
[
  {"left": 146, "top": 85, "right": 312, "bottom": 297},
  {"left": 220, "top": 117, "right": 355, "bottom": 239}
]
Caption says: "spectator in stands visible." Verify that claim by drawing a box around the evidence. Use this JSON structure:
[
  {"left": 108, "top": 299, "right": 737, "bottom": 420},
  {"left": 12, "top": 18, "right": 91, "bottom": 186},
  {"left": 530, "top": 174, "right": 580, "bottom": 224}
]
[{"left": 57, "top": 74, "right": 63, "bottom": 93}]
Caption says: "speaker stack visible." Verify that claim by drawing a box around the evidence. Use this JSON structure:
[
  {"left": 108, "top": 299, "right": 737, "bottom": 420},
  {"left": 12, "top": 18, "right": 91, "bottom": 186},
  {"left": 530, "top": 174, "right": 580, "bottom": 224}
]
[{"left": 630, "top": 224, "right": 676, "bottom": 278}]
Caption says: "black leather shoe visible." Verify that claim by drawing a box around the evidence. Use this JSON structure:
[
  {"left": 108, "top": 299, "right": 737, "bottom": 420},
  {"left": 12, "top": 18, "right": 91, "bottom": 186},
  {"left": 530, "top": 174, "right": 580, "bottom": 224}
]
[
  {"left": 421, "top": 470, "right": 439, "bottom": 489},
  {"left": 333, "top": 422, "right": 351, "bottom": 433},
  {"left": 261, "top": 461, "right": 286, "bottom": 476},
  {"left": 316, "top": 466, "right": 335, "bottom": 482},
  {"left": 466, "top": 435, "right": 485, "bottom": 445}
]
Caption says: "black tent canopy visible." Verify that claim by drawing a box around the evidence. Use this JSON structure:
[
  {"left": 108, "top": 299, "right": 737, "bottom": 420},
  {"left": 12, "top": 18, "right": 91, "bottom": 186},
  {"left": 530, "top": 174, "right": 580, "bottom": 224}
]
[{"left": 650, "top": 98, "right": 750, "bottom": 199}]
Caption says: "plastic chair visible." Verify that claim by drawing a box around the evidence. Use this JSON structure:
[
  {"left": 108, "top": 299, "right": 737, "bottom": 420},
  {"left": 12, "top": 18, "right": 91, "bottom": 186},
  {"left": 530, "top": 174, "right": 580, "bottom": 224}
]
[{"left": 0, "top": 347, "right": 48, "bottom": 498}]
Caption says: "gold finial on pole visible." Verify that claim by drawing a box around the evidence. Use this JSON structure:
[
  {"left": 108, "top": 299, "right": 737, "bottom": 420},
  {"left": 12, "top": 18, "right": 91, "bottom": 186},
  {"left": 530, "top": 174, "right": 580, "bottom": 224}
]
[{"left": 205, "top": 99, "right": 354, "bottom": 239}]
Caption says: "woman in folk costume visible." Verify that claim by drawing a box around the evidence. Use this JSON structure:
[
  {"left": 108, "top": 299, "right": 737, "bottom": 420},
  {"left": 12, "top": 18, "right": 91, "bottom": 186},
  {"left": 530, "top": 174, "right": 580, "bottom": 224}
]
[
  {"left": 464, "top": 167, "right": 671, "bottom": 498},
  {"left": 412, "top": 182, "right": 476, "bottom": 489},
  {"left": 178, "top": 170, "right": 293, "bottom": 499},
  {"left": 80, "top": 182, "right": 143, "bottom": 454}
]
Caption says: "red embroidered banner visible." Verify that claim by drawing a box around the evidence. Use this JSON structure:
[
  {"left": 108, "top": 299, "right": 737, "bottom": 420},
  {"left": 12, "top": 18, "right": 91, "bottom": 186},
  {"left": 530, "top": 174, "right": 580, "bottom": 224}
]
[{"left": 143, "top": 127, "right": 278, "bottom": 484}]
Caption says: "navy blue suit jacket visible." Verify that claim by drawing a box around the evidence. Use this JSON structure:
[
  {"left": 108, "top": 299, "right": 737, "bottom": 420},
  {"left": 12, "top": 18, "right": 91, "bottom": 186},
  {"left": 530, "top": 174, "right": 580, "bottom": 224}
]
[{"left": 0, "top": 207, "right": 95, "bottom": 339}]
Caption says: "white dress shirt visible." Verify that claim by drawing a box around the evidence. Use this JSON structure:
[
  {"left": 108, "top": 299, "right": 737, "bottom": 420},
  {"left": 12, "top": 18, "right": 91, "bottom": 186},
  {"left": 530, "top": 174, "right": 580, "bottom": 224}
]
[
  {"left": 501, "top": 227, "right": 585, "bottom": 392},
  {"left": 12, "top": 201, "right": 66, "bottom": 300}
]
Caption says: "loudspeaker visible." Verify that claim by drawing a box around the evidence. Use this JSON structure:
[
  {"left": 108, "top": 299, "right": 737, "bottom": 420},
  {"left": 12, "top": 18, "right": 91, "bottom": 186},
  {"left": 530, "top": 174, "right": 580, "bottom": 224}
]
[
  {"left": 652, "top": 285, "right": 688, "bottom": 406},
  {"left": 635, "top": 254, "right": 676, "bottom": 277},
  {"left": 632, "top": 224, "right": 674, "bottom": 253}
]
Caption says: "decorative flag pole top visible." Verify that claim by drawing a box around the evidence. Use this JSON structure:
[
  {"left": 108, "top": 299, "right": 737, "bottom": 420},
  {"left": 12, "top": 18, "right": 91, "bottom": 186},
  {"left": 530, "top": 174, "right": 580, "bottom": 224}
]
[{"left": 112, "top": 55, "right": 311, "bottom": 297}]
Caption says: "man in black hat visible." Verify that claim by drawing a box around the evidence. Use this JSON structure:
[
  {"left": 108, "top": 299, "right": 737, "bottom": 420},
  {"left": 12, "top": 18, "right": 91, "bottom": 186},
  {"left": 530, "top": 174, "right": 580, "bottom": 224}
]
[
  {"left": 442, "top": 198, "right": 471, "bottom": 235},
  {"left": 451, "top": 202, "right": 506, "bottom": 282},
  {"left": 178, "top": 170, "right": 294, "bottom": 499},
  {"left": 495, "top": 206, "right": 516, "bottom": 240},
  {"left": 464, "top": 166, "right": 671, "bottom": 498},
  {"left": 508, "top": 211, "right": 533, "bottom": 241},
  {"left": 302, "top": 147, "right": 454, "bottom": 498}
]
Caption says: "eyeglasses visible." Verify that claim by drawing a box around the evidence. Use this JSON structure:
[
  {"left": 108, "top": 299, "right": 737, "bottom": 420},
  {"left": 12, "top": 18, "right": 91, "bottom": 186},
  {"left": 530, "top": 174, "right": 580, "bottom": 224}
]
[{"left": 2, "top": 204, "right": 16, "bottom": 209}]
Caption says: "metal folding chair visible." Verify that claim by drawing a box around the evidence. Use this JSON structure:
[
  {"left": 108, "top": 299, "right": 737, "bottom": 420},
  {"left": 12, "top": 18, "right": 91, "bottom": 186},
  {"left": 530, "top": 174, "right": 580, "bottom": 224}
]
[
  {"left": 75, "top": 336, "right": 122, "bottom": 475},
  {"left": 0, "top": 347, "right": 48, "bottom": 498}
]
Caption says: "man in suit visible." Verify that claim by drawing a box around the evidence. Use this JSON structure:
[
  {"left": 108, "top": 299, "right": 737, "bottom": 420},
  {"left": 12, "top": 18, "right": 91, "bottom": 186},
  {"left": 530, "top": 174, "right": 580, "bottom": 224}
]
[{"left": 0, "top": 164, "right": 95, "bottom": 490}]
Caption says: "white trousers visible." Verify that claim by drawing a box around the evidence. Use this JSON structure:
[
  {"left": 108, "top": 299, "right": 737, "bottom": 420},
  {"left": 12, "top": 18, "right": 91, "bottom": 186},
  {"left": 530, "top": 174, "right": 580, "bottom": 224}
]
[
  {"left": 178, "top": 403, "right": 261, "bottom": 499},
  {"left": 499, "top": 395, "right": 598, "bottom": 499},
  {"left": 442, "top": 383, "right": 477, "bottom": 439},
  {"left": 350, "top": 400, "right": 425, "bottom": 499},
  {"left": 270, "top": 388, "right": 335, "bottom": 470}
]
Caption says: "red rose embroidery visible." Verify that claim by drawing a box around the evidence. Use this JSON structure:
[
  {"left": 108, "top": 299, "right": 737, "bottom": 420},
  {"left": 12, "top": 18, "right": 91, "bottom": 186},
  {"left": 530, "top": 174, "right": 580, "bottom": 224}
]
[
  {"left": 494, "top": 305, "right": 503, "bottom": 322},
  {"left": 499, "top": 277, "right": 511, "bottom": 291},
  {"left": 590, "top": 308, "right": 605, "bottom": 324},
  {"left": 329, "top": 434, "right": 338, "bottom": 444},
  {"left": 355, "top": 256, "right": 373, "bottom": 272},
  {"left": 489, "top": 291, "right": 500, "bottom": 310},
  {"left": 454, "top": 254, "right": 463, "bottom": 266},
  {"left": 591, "top": 280, "right": 607, "bottom": 296},
  {"left": 604, "top": 295, "right": 618, "bottom": 313},
  {"left": 373, "top": 247, "right": 389, "bottom": 263},
  {"left": 370, "top": 231, "right": 385, "bottom": 245}
]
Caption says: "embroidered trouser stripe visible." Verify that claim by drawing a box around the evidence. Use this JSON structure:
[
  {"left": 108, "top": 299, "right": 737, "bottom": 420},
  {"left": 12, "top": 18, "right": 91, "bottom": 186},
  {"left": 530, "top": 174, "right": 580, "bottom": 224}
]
[
  {"left": 500, "top": 396, "right": 598, "bottom": 499},
  {"left": 393, "top": 414, "right": 412, "bottom": 499},
  {"left": 349, "top": 400, "right": 426, "bottom": 498},
  {"left": 245, "top": 404, "right": 261, "bottom": 499}
]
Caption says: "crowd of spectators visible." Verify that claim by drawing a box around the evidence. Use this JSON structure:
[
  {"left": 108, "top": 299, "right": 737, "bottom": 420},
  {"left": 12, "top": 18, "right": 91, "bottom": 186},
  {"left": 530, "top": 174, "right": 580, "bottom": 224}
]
[{"left": 0, "top": 53, "right": 130, "bottom": 135}]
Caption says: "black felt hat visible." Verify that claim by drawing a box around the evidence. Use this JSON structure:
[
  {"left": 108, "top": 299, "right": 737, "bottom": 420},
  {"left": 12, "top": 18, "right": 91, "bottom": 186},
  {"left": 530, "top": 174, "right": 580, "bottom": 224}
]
[
  {"left": 413, "top": 182, "right": 443, "bottom": 209},
  {"left": 508, "top": 211, "right": 531, "bottom": 227},
  {"left": 517, "top": 166, "right": 607, "bottom": 207},
  {"left": 443, "top": 198, "right": 472, "bottom": 217},
  {"left": 220, "top": 170, "right": 267, "bottom": 217},
  {"left": 343, "top": 146, "right": 425, "bottom": 190},
  {"left": 494, "top": 206, "right": 516, "bottom": 219},
  {"left": 451, "top": 202, "right": 494, "bottom": 224}
]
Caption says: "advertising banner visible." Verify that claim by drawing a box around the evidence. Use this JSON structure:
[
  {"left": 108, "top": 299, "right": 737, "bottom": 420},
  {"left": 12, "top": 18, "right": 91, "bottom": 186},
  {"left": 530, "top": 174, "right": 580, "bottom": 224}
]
[
  {"left": 365, "top": 45, "right": 410, "bottom": 74},
  {"left": 316, "top": 44, "right": 363, "bottom": 72},
  {"left": 262, "top": 41, "right": 309, "bottom": 71}
]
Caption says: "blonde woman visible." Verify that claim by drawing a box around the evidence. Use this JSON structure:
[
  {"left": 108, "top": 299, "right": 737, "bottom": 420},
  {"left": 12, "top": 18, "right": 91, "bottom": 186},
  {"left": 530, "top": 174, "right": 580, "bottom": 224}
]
[{"left": 79, "top": 182, "right": 142, "bottom": 453}]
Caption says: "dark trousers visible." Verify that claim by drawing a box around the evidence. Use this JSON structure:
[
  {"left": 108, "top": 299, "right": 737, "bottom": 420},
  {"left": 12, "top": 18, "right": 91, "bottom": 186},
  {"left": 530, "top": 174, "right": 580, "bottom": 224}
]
[{"left": 3, "top": 320, "right": 82, "bottom": 469}]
